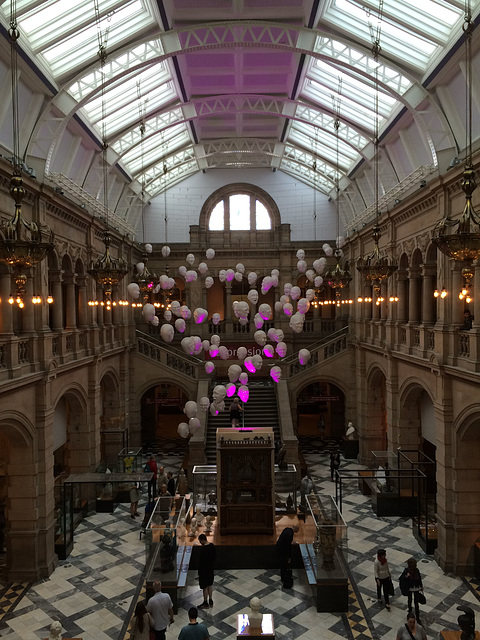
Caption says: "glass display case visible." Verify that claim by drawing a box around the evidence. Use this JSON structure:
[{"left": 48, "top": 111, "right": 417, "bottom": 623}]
[
  {"left": 192, "top": 465, "right": 217, "bottom": 515},
  {"left": 144, "top": 495, "right": 187, "bottom": 575},
  {"left": 117, "top": 447, "right": 143, "bottom": 473},
  {"left": 274, "top": 463, "right": 297, "bottom": 513},
  {"left": 54, "top": 482, "right": 74, "bottom": 560}
]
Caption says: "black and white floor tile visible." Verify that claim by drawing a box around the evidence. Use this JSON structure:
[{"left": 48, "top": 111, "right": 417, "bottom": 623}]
[{"left": 1, "top": 451, "right": 479, "bottom": 639}]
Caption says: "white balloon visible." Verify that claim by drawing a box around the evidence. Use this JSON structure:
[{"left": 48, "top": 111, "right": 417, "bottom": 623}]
[
  {"left": 211, "top": 334, "right": 221, "bottom": 346},
  {"left": 193, "top": 308, "right": 208, "bottom": 324},
  {"left": 219, "top": 269, "right": 226, "bottom": 282},
  {"left": 198, "top": 262, "right": 208, "bottom": 274},
  {"left": 267, "top": 328, "right": 278, "bottom": 341},
  {"left": 218, "top": 345, "right": 229, "bottom": 360},
  {"left": 290, "top": 286, "right": 301, "bottom": 301},
  {"left": 298, "top": 348, "right": 311, "bottom": 365},
  {"left": 252, "top": 354, "right": 263, "bottom": 371},
  {"left": 254, "top": 330, "right": 267, "bottom": 346},
  {"left": 280, "top": 295, "right": 290, "bottom": 305},
  {"left": 254, "top": 313, "right": 264, "bottom": 329},
  {"left": 238, "top": 385, "right": 249, "bottom": 402},
  {"left": 228, "top": 364, "right": 242, "bottom": 382},
  {"left": 306, "top": 288, "right": 315, "bottom": 301},
  {"left": 184, "top": 401, "right": 198, "bottom": 418},
  {"left": 296, "top": 249, "right": 305, "bottom": 259},
  {"left": 178, "top": 422, "right": 189, "bottom": 438},
  {"left": 297, "top": 259, "right": 307, "bottom": 273},
  {"left": 136, "top": 262, "right": 145, "bottom": 275},
  {"left": 236, "top": 263, "right": 245, "bottom": 273},
  {"left": 205, "top": 276, "right": 214, "bottom": 289},
  {"left": 270, "top": 366, "right": 282, "bottom": 383},
  {"left": 209, "top": 403, "right": 219, "bottom": 416},
  {"left": 275, "top": 329, "right": 284, "bottom": 342},
  {"left": 271, "top": 269, "right": 279, "bottom": 277},
  {"left": 175, "top": 318, "right": 186, "bottom": 333},
  {"left": 170, "top": 300, "right": 181, "bottom": 316},
  {"left": 215, "top": 399, "right": 225, "bottom": 412},
  {"left": 275, "top": 341, "right": 287, "bottom": 357},
  {"left": 239, "top": 317, "right": 249, "bottom": 326},
  {"left": 164, "top": 309, "right": 172, "bottom": 321},
  {"left": 323, "top": 243, "right": 333, "bottom": 257},
  {"left": 275, "top": 301, "right": 283, "bottom": 313},
  {"left": 239, "top": 372, "right": 248, "bottom": 384},
  {"left": 297, "top": 298, "right": 310, "bottom": 314},
  {"left": 248, "top": 289, "right": 259, "bottom": 304},
  {"left": 185, "top": 270, "right": 197, "bottom": 283},
  {"left": 306, "top": 269, "right": 315, "bottom": 283},
  {"left": 247, "top": 272, "right": 258, "bottom": 285},
  {"left": 237, "top": 346, "right": 247, "bottom": 360},
  {"left": 271, "top": 275, "right": 279, "bottom": 287},
  {"left": 161, "top": 245, "right": 171, "bottom": 257},
  {"left": 258, "top": 303, "right": 272, "bottom": 320},
  {"left": 179, "top": 265, "right": 187, "bottom": 277},
  {"left": 226, "top": 268, "right": 235, "bottom": 282},
  {"left": 181, "top": 337, "right": 192, "bottom": 354},
  {"left": 199, "top": 397, "right": 210, "bottom": 411},
  {"left": 235, "top": 301, "right": 249, "bottom": 319},
  {"left": 205, "top": 361, "right": 215, "bottom": 374},
  {"left": 142, "top": 303, "right": 155, "bottom": 321},
  {"left": 202, "top": 339, "right": 210, "bottom": 352},
  {"left": 151, "top": 315, "right": 159, "bottom": 327},
  {"left": 127, "top": 282, "right": 140, "bottom": 299},
  {"left": 145, "top": 243, "right": 153, "bottom": 254},
  {"left": 283, "top": 302, "right": 293, "bottom": 316},
  {"left": 206, "top": 248, "right": 215, "bottom": 260},
  {"left": 213, "top": 385, "right": 227, "bottom": 402},
  {"left": 160, "top": 324, "right": 175, "bottom": 342},
  {"left": 284, "top": 282, "right": 292, "bottom": 295},
  {"left": 261, "top": 276, "right": 273, "bottom": 294},
  {"left": 337, "top": 235, "right": 346, "bottom": 248},
  {"left": 234, "top": 271, "right": 243, "bottom": 282},
  {"left": 186, "top": 253, "right": 195, "bottom": 265},
  {"left": 179, "top": 306, "right": 191, "bottom": 320},
  {"left": 189, "top": 417, "right": 201, "bottom": 433},
  {"left": 290, "top": 311, "right": 305, "bottom": 333},
  {"left": 190, "top": 336, "right": 203, "bottom": 355},
  {"left": 226, "top": 382, "right": 237, "bottom": 397},
  {"left": 314, "top": 276, "right": 323, "bottom": 288},
  {"left": 212, "top": 312, "right": 221, "bottom": 325},
  {"left": 263, "top": 344, "right": 274, "bottom": 358}
]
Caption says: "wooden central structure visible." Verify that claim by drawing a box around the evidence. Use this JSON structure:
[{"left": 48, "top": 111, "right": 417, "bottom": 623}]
[{"left": 217, "top": 427, "right": 275, "bottom": 535}]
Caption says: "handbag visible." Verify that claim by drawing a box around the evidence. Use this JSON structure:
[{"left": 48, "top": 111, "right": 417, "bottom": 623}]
[
  {"left": 386, "top": 576, "right": 395, "bottom": 597},
  {"left": 417, "top": 590, "right": 426, "bottom": 605}
]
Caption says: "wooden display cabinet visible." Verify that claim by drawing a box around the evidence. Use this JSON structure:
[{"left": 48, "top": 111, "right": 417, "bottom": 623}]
[{"left": 217, "top": 427, "right": 275, "bottom": 535}]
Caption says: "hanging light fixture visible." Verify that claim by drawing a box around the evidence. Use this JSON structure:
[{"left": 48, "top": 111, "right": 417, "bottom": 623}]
[
  {"left": 87, "top": 16, "right": 128, "bottom": 311},
  {"left": 324, "top": 79, "right": 352, "bottom": 304},
  {"left": 357, "top": 1, "right": 397, "bottom": 301},
  {"left": 130, "top": 88, "right": 158, "bottom": 307},
  {"left": 432, "top": 1, "right": 480, "bottom": 301},
  {"left": 0, "top": 1, "right": 54, "bottom": 307}
]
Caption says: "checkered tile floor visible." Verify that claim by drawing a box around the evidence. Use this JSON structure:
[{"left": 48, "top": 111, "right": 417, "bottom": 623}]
[{"left": 1, "top": 449, "right": 479, "bottom": 639}]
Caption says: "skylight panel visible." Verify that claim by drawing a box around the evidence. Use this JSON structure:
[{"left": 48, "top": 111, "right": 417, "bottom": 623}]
[
  {"left": 123, "top": 130, "right": 191, "bottom": 174},
  {"left": 40, "top": 2, "right": 153, "bottom": 77}
]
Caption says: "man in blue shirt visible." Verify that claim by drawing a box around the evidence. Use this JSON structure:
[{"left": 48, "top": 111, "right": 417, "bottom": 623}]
[{"left": 178, "top": 607, "right": 209, "bottom": 640}]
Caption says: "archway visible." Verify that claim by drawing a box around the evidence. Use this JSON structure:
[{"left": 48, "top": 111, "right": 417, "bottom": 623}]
[
  {"left": 141, "top": 383, "right": 189, "bottom": 446},
  {"left": 295, "top": 380, "right": 345, "bottom": 439},
  {"left": 363, "top": 368, "right": 387, "bottom": 459}
]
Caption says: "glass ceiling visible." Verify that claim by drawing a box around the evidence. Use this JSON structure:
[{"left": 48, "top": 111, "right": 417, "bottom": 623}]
[{"left": 0, "top": 0, "right": 476, "bottom": 198}]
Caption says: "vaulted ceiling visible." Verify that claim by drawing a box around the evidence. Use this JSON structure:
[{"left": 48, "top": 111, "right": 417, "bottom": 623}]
[{"left": 0, "top": 0, "right": 477, "bottom": 209}]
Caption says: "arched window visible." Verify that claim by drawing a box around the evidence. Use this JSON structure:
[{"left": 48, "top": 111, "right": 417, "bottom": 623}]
[{"left": 200, "top": 184, "right": 280, "bottom": 232}]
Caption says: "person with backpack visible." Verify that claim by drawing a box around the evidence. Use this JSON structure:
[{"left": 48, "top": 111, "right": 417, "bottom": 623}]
[{"left": 399, "top": 557, "right": 425, "bottom": 623}]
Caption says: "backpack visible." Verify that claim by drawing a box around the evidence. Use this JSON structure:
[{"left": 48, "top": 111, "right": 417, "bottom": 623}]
[
  {"left": 144, "top": 462, "right": 151, "bottom": 473},
  {"left": 398, "top": 569, "right": 409, "bottom": 596}
]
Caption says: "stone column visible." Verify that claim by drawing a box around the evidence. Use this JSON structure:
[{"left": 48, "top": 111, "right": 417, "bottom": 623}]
[
  {"left": 452, "top": 266, "right": 464, "bottom": 325},
  {"left": 64, "top": 274, "right": 76, "bottom": 330},
  {"left": 225, "top": 282, "right": 232, "bottom": 321},
  {"left": 50, "top": 271, "right": 63, "bottom": 331},
  {"left": 396, "top": 273, "right": 408, "bottom": 323},
  {"left": 77, "top": 276, "right": 88, "bottom": 328},
  {"left": 421, "top": 264, "right": 436, "bottom": 325},
  {"left": 408, "top": 267, "right": 420, "bottom": 323},
  {"left": 0, "top": 271, "right": 13, "bottom": 334}
]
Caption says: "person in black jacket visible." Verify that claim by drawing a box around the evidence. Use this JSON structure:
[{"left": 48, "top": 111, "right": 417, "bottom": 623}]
[
  {"left": 401, "top": 557, "right": 424, "bottom": 623},
  {"left": 276, "top": 525, "right": 299, "bottom": 587},
  {"left": 197, "top": 534, "right": 216, "bottom": 609}
]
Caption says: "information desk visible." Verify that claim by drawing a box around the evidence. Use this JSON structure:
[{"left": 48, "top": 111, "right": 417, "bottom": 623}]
[{"left": 237, "top": 614, "right": 275, "bottom": 639}]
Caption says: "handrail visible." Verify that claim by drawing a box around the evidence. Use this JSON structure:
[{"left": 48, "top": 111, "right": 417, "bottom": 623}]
[
  {"left": 279, "top": 325, "right": 349, "bottom": 364},
  {"left": 136, "top": 329, "right": 204, "bottom": 365}
]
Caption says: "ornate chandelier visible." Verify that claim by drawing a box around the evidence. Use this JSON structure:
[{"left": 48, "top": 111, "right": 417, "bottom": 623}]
[
  {"left": 0, "top": 6, "right": 53, "bottom": 306},
  {"left": 356, "top": 7, "right": 397, "bottom": 299},
  {"left": 432, "top": 2, "right": 480, "bottom": 300},
  {"left": 324, "top": 88, "right": 351, "bottom": 301},
  {"left": 87, "top": 27, "right": 127, "bottom": 309}
]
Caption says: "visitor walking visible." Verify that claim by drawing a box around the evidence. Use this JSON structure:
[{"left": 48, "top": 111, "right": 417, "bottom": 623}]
[
  {"left": 146, "top": 580, "right": 174, "bottom": 640},
  {"left": 399, "top": 557, "right": 424, "bottom": 623},
  {"left": 396, "top": 611, "right": 427, "bottom": 639},
  {"left": 374, "top": 548, "right": 392, "bottom": 610},
  {"left": 229, "top": 397, "right": 243, "bottom": 427},
  {"left": 178, "top": 606, "right": 209, "bottom": 640},
  {"left": 130, "top": 601, "right": 154, "bottom": 640}
]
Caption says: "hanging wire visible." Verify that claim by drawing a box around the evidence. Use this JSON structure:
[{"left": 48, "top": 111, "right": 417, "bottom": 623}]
[
  {"left": 464, "top": 0, "right": 473, "bottom": 167},
  {"left": 331, "top": 78, "right": 343, "bottom": 245},
  {"left": 313, "top": 127, "right": 318, "bottom": 241},
  {"left": 162, "top": 132, "right": 168, "bottom": 246},
  {"left": 9, "top": 0, "right": 20, "bottom": 169},
  {"left": 137, "top": 81, "right": 148, "bottom": 244}
]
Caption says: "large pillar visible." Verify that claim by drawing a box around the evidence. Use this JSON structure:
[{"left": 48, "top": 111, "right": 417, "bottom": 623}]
[
  {"left": 77, "top": 276, "right": 88, "bottom": 328},
  {"left": 408, "top": 267, "right": 420, "bottom": 323},
  {"left": 64, "top": 275, "right": 76, "bottom": 330},
  {"left": 421, "top": 264, "right": 436, "bottom": 325},
  {"left": 50, "top": 271, "right": 63, "bottom": 331}
]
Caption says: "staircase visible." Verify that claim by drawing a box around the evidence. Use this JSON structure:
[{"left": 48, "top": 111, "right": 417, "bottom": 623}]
[{"left": 204, "top": 380, "right": 281, "bottom": 464}]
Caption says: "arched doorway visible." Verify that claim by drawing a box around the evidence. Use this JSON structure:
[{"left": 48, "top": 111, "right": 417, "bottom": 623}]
[
  {"left": 141, "top": 383, "right": 189, "bottom": 444},
  {"left": 296, "top": 381, "right": 345, "bottom": 438}
]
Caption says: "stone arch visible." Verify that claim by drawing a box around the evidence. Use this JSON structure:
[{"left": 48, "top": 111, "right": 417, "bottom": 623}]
[
  {"left": 198, "top": 183, "right": 282, "bottom": 230},
  {"left": 139, "top": 380, "right": 190, "bottom": 444},
  {"left": 52, "top": 384, "right": 90, "bottom": 474},
  {"left": 447, "top": 409, "right": 480, "bottom": 574},
  {"left": 294, "top": 378, "right": 346, "bottom": 439},
  {"left": 362, "top": 366, "right": 387, "bottom": 460},
  {"left": 397, "top": 379, "right": 436, "bottom": 456}
]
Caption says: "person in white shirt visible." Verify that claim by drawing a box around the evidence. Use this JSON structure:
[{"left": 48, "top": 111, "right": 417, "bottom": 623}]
[
  {"left": 374, "top": 548, "right": 392, "bottom": 610},
  {"left": 146, "top": 580, "right": 174, "bottom": 640}
]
